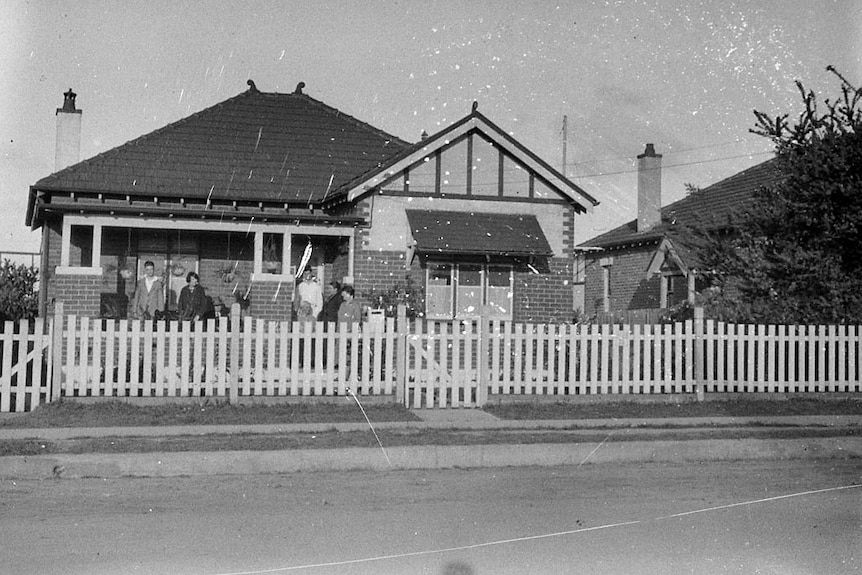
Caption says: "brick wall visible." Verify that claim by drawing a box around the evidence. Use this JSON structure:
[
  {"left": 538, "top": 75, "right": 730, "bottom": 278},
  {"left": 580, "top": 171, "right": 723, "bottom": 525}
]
[
  {"left": 49, "top": 275, "right": 102, "bottom": 317},
  {"left": 583, "top": 244, "right": 661, "bottom": 316},
  {"left": 353, "top": 248, "right": 418, "bottom": 307},
  {"left": 513, "top": 257, "right": 575, "bottom": 323}
]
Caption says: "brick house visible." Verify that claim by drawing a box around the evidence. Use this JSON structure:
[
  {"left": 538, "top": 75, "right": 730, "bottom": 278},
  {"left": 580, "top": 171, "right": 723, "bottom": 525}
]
[
  {"left": 27, "top": 83, "right": 599, "bottom": 323},
  {"left": 577, "top": 147, "right": 780, "bottom": 317}
]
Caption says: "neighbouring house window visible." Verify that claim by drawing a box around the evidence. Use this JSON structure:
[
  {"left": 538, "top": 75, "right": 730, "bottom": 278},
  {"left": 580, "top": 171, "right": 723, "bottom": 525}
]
[
  {"left": 573, "top": 253, "right": 586, "bottom": 283},
  {"left": 663, "top": 273, "right": 693, "bottom": 308},
  {"left": 600, "top": 256, "right": 614, "bottom": 313},
  {"left": 425, "top": 262, "right": 513, "bottom": 319}
]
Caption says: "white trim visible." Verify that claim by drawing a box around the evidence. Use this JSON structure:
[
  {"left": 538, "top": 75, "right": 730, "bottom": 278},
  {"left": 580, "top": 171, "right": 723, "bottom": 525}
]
[
  {"left": 60, "top": 214, "right": 355, "bottom": 237},
  {"left": 55, "top": 266, "right": 103, "bottom": 276},
  {"left": 92, "top": 224, "right": 102, "bottom": 267},
  {"left": 60, "top": 219, "right": 71, "bottom": 266},
  {"left": 250, "top": 273, "right": 294, "bottom": 283},
  {"left": 254, "top": 231, "right": 264, "bottom": 274},
  {"left": 345, "top": 116, "right": 595, "bottom": 212},
  {"left": 347, "top": 234, "right": 355, "bottom": 279}
]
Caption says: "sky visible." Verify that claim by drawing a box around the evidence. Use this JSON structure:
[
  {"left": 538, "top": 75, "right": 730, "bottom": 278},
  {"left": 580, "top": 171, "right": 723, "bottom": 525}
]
[{"left": 2, "top": 0, "right": 861, "bottom": 256}]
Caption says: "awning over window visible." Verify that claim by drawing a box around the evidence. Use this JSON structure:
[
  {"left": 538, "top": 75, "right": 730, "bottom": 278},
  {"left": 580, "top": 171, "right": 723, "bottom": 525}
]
[{"left": 405, "top": 209, "right": 553, "bottom": 257}]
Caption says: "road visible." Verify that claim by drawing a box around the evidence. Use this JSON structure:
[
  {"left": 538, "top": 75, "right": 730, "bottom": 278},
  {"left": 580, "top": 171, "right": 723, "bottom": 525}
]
[{"left": 2, "top": 460, "right": 860, "bottom": 574}]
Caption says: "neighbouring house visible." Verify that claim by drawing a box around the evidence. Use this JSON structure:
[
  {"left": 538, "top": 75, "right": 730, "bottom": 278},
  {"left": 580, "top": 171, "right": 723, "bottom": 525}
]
[
  {"left": 577, "top": 145, "right": 781, "bottom": 318},
  {"left": 27, "top": 83, "right": 599, "bottom": 323}
]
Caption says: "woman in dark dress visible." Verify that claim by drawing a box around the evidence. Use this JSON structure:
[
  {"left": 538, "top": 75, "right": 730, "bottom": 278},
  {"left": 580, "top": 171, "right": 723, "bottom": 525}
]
[
  {"left": 177, "top": 271, "right": 209, "bottom": 321},
  {"left": 318, "top": 280, "right": 342, "bottom": 325}
]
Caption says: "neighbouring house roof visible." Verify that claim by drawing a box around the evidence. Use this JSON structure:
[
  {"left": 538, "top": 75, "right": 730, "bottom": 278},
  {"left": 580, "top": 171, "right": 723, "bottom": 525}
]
[
  {"left": 406, "top": 209, "right": 553, "bottom": 257},
  {"left": 325, "top": 108, "right": 599, "bottom": 213},
  {"left": 579, "top": 157, "right": 782, "bottom": 250},
  {"left": 27, "top": 82, "right": 412, "bottom": 226}
]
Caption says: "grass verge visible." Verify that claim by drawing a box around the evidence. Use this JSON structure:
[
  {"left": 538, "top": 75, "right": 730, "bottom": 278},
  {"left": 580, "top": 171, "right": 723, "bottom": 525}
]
[
  {"left": 484, "top": 397, "right": 862, "bottom": 420},
  {"left": 0, "top": 399, "right": 420, "bottom": 429},
  {"left": 2, "top": 426, "right": 859, "bottom": 457}
]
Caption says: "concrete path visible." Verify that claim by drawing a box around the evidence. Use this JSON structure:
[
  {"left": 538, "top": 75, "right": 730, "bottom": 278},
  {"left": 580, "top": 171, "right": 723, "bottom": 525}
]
[{"left": 1, "top": 410, "right": 860, "bottom": 480}]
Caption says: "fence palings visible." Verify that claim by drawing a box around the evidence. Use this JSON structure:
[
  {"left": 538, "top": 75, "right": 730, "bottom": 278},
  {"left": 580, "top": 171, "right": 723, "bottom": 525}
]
[
  {"left": 3, "top": 309, "right": 862, "bottom": 413},
  {"left": 53, "top": 315, "right": 398, "bottom": 400},
  {"left": 0, "top": 319, "right": 50, "bottom": 412}
]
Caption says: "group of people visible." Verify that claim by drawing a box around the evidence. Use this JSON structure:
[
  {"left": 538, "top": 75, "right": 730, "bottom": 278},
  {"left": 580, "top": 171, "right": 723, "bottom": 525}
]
[
  {"left": 130, "top": 261, "right": 211, "bottom": 321},
  {"left": 131, "top": 263, "right": 361, "bottom": 326},
  {"left": 295, "top": 269, "right": 362, "bottom": 326}
]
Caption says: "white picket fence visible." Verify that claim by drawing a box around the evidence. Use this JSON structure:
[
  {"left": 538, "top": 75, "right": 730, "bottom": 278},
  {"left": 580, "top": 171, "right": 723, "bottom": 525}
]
[
  {"left": 1, "top": 306, "right": 861, "bottom": 412},
  {"left": 0, "top": 318, "right": 51, "bottom": 412}
]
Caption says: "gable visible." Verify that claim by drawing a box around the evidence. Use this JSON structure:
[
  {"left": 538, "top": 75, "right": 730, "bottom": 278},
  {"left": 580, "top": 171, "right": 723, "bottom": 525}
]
[{"left": 327, "top": 110, "right": 598, "bottom": 213}]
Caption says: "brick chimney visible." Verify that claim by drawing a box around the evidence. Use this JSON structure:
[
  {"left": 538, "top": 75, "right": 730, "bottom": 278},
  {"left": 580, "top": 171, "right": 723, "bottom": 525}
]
[
  {"left": 637, "top": 143, "right": 662, "bottom": 232},
  {"left": 55, "top": 88, "right": 82, "bottom": 172}
]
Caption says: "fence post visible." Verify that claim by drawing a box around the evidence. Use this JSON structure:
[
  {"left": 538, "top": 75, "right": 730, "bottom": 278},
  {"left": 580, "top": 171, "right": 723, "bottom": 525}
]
[
  {"left": 230, "top": 303, "right": 241, "bottom": 399},
  {"left": 476, "top": 306, "right": 491, "bottom": 407},
  {"left": 693, "top": 306, "right": 705, "bottom": 401},
  {"left": 50, "top": 302, "right": 65, "bottom": 402},
  {"left": 395, "top": 304, "right": 407, "bottom": 406}
]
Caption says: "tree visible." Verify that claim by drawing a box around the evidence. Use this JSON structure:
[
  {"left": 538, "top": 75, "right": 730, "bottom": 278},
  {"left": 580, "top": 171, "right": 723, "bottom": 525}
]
[
  {"left": 0, "top": 260, "right": 39, "bottom": 322},
  {"left": 690, "top": 67, "right": 862, "bottom": 324}
]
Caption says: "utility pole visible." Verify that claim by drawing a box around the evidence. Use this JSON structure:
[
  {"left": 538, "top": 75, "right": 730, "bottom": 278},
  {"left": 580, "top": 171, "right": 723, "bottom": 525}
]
[{"left": 561, "top": 115, "right": 568, "bottom": 176}]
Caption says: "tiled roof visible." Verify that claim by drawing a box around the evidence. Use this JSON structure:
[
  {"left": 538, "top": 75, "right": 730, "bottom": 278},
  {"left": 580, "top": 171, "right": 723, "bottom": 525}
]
[
  {"left": 32, "top": 85, "right": 412, "bottom": 204},
  {"left": 406, "top": 209, "right": 552, "bottom": 257},
  {"left": 580, "top": 158, "right": 782, "bottom": 249}
]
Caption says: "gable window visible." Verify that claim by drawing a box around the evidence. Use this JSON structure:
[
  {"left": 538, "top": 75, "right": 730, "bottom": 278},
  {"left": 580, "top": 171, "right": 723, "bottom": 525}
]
[{"left": 425, "top": 262, "right": 513, "bottom": 320}]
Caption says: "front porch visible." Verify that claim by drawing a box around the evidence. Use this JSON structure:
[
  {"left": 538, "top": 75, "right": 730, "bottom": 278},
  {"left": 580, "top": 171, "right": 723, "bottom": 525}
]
[{"left": 47, "top": 215, "right": 355, "bottom": 321}]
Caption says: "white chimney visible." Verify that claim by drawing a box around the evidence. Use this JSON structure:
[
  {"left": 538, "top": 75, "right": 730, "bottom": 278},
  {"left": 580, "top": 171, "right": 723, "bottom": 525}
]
[
  {"left": 637, "top": 143, "right": 662, "bottom": 232},
  {"left": 55, "top": 88, "right": 82, "bottom": 172}
]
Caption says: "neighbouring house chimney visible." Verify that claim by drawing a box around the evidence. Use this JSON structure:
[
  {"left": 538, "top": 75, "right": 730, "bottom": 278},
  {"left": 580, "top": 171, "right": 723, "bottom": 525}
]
[
  {"left": 637, "top": 143, "right": 662, "bottom": 232},
  {"left": 55, "top": 88, "right": 82, "bottom": 172}
]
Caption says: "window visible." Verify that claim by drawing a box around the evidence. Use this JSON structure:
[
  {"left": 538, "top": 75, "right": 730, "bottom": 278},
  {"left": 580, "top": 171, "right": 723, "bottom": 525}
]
[
  {"left": 262, "top": 233, "right": 284, "bottom": 274},
  {"left": 456, "top": 264, "right": 482, "bottom": 316},
  {"left": 426, "top": 263, "right": 453, "bottom": 318},
  {"left": 486, "top": 266, "right": 513, "bottom": 316},
  {"left": 425, "top": 263, "right": 513, "bottom": 319},
  {"left": 69, "top": 225, "right": 93, "bottom": 267},
  {"left": 58, "top": 220, "right": 102, "bottom": 274}
]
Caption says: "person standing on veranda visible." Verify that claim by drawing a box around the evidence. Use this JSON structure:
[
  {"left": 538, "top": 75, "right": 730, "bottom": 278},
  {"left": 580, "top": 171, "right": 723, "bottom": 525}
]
[
  {"left": 296, "top": 269, "right": 323, "bottom": 320},
  {"left": 131, "top": 260, "right": 165, "bottom": 320},
  {"left": 177, "top": 271, "right": 208, "bottom": 321}
]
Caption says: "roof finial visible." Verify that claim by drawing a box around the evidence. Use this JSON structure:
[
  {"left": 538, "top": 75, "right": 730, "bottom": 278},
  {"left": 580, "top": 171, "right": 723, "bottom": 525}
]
[
  {"left": 247, "top": 79, "right": 258, "bottom": 92},
  {"left": 472, "top": 100, "right": 478, "bottom": 113},
  {"left": 294, "top": 82, "right": 305, "bottom": 95}
]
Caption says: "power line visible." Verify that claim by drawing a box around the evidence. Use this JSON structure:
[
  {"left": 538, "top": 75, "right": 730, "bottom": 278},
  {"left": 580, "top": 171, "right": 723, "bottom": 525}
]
[{"left": 569, "top": 150, "right": 773, "bottom": 179}]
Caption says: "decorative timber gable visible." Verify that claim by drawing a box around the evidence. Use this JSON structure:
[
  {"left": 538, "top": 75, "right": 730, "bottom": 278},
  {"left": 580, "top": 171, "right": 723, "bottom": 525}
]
[{"left": 325, "top": 106, "right": 598, "bottom": 212}]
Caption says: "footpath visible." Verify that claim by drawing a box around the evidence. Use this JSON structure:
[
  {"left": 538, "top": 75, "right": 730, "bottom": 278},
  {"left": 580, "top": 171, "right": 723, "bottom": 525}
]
[{"left": 1, "top": 410, "right": 860, "bottom": 480}]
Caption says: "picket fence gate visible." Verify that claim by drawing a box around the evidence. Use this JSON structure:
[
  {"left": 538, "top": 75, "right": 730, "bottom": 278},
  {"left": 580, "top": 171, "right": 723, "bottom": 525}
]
[{"left": 1, "top": 304, "right": 861, "bottom": 412}]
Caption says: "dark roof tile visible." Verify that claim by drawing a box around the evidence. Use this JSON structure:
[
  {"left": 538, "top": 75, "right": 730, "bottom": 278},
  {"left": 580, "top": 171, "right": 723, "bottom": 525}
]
[
  {"left": 406, "top": 209, "right": 552, "bottom": 257},
  {"left": 581, "top": 158, "right": 781, "bottom": 248},
  {"left": 33, "top": 89, "right": 412, "bottom": 204}
]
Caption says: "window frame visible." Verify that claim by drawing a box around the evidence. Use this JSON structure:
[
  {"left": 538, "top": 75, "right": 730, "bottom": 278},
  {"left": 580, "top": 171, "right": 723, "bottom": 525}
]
[{"left": 424, "top": 262, "right": 513, "bottom": 320}]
